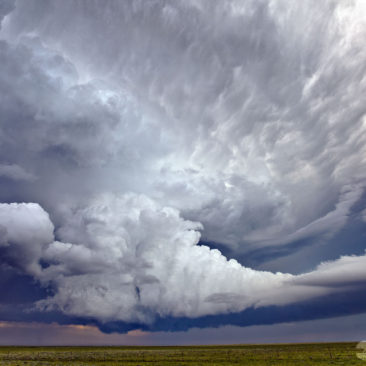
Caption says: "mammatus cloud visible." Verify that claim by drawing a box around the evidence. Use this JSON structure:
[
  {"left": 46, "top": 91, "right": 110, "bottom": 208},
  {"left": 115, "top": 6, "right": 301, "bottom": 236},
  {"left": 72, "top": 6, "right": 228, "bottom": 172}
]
[
  {"left": 1, "top": 0, "right": 366, "bottom": 251},
  {"left": 0, "top": 0, "right": 365, "bottom": 332}
]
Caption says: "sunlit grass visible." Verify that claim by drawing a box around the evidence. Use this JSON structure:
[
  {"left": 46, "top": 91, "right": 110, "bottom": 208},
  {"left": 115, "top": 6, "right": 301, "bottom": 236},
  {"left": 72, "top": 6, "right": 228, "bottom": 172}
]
[{"left": 0, "top": 342, "right": 363, "bottom": 365}]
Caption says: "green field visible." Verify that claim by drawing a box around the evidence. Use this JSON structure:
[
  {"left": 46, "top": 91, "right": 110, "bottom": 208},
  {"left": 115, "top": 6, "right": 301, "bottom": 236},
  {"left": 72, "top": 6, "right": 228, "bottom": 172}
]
[{"left": 0, "top": 342, "right": 364, "bottom": 365}]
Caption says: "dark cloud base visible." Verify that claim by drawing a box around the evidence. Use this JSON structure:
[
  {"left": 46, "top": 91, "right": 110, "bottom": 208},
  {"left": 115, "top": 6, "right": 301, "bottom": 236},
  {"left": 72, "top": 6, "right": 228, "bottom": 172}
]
[
  {"left": 1, "top": 267, "right": 365, "bottom": 334},
  {"left": 0, "top": 266, "right": 51, "bottom": 305}
]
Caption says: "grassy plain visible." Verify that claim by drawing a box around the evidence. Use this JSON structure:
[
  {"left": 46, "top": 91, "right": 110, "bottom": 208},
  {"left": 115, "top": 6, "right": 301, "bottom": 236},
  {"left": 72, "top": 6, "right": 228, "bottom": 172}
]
[{"left": 0, "top": 342, "right": 364, "bottom": 365}]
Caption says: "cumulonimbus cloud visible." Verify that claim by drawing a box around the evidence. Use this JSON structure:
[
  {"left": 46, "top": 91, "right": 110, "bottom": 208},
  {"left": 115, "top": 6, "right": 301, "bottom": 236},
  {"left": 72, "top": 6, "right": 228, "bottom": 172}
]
[
  {"left": 0, "top": 0, "right": 365, "bottom": 331},
  {"left": 0, "top": 198, "right": 365, "bottom": 328}
]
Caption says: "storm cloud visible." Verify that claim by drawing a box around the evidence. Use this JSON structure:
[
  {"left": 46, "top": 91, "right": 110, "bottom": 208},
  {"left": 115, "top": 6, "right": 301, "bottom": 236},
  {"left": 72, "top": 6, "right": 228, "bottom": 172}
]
[{"left": 0, "top": 0, "right": 365, "bottom": 333}]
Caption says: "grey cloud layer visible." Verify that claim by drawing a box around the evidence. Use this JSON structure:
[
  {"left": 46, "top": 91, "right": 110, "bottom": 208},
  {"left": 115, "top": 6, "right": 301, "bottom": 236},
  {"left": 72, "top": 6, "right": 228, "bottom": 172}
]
[
  {"left": 4, "top": 0, "right": 366, "bottom": 249},
  {"left": 0, "top": 0, "right": 365, "bottom": 326}
]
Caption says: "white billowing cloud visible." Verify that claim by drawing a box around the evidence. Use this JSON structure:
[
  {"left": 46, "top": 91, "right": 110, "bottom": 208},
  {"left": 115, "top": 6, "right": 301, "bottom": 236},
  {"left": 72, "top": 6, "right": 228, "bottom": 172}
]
[
  {"left": 0, "top": 196, "right": 364, "bottom": 325},
  {"left": 258, "top": 252, "right": 366, "bottom": 308},
  {"left": 295, "top": 253, "right": 366, "bottom": 288},
  {"left": 0, "top": 202, "right": 54, "bottom": 275},
  {"left": 37, "top": 193, "right": 291, "bottom": 322}
]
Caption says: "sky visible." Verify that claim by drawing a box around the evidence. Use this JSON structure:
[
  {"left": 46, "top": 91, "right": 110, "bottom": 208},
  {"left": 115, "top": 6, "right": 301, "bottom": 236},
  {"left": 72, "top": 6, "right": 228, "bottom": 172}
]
[{"left": 0, "top": 0, "right": 365, "bottom": 345}]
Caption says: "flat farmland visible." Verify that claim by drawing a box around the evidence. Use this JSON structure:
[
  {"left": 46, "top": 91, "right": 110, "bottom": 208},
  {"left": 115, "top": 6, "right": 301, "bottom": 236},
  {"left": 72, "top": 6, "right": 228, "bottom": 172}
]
[{"left": 0, "top": 342, "right": 363, "bottom": 365}]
